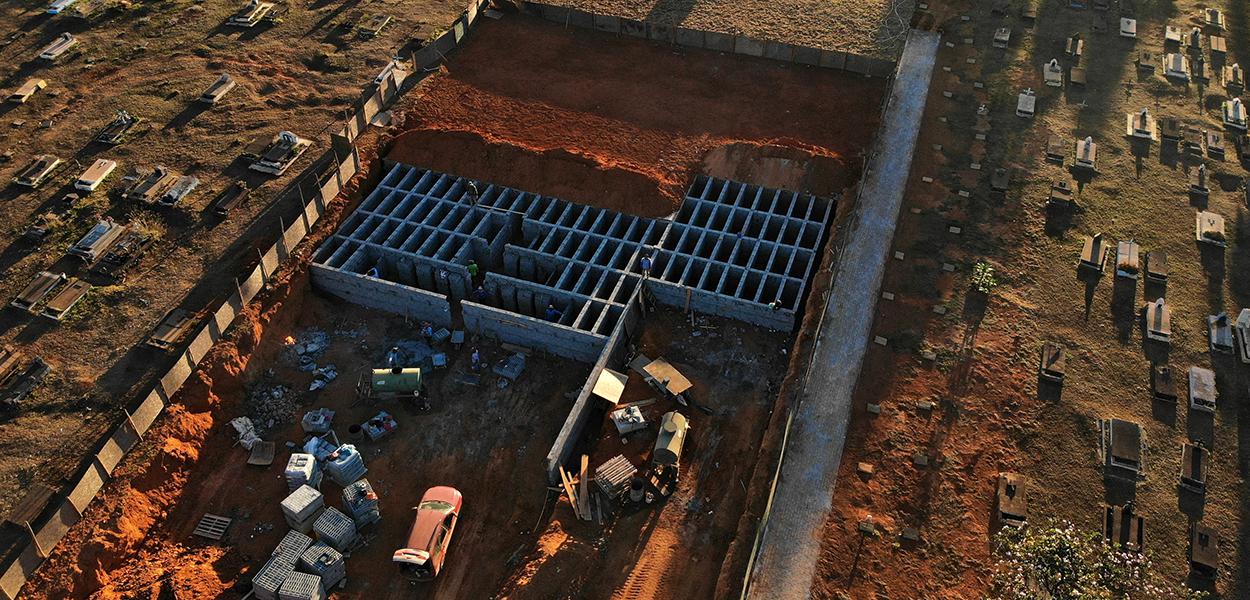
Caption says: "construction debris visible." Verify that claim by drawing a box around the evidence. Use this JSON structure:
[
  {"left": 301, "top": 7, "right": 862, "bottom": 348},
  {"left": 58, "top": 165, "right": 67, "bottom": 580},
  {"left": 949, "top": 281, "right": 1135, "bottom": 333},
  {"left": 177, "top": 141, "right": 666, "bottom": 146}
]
[
  {"left": 247, "top": 383, "right": 299, "bottom": 434},
  {"left": 229, "top": 416, "right": 262, "bottom": 450}
]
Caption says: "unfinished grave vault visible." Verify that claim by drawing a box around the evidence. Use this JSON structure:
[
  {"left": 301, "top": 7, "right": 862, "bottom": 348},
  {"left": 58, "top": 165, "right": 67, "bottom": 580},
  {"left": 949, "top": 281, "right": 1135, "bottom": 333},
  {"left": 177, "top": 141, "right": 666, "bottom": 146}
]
[{"left": 311, "top": 162, "right": 832, "bottom": 361}]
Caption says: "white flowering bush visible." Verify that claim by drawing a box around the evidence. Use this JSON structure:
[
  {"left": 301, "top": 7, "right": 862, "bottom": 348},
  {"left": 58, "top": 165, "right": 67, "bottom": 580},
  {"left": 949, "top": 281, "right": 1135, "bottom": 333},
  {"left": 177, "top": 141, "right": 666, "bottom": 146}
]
[{"left": 989, "top": 520, "right": 1206, "bottom": 600}]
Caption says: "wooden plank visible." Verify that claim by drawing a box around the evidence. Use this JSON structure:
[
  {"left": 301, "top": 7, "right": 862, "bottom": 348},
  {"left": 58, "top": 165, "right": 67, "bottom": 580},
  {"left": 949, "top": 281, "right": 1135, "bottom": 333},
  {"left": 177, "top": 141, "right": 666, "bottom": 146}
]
[
  {"left": 559, "top": 467, "right": 580, "bottom": 520},
  {"left": 615, "top": 397, "right": 658, "bottom": 411},
  {"left": 578, "top": 455, "right": 591, "bottom": 520}
]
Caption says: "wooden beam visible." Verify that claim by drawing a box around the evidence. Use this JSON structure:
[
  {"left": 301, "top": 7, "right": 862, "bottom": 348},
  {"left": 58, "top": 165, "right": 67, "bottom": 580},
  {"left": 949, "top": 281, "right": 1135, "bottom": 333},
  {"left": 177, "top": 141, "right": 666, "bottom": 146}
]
[
  {"left": 578, "top": 455, "right": 591, "bottom": 520},
  {"left": 559, "top": 467, "right": 580, "bottom": 520}
]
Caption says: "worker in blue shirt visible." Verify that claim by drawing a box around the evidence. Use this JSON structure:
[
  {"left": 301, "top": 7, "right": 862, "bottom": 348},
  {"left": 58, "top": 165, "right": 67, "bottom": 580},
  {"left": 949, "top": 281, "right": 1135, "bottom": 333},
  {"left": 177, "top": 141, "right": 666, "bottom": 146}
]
[
  {"left": 639, "top": 254, "right": 653, "bottom": 279},
  {"left": 545, "top": 304, "right": 562, "bottom": 322}
]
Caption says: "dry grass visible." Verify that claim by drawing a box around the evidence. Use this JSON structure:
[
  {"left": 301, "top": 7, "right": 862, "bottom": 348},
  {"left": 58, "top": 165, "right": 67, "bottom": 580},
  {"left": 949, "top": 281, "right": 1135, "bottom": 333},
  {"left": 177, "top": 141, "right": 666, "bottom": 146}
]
[{"left": 540, "top": 0, "right": 915, "bottom": 59}]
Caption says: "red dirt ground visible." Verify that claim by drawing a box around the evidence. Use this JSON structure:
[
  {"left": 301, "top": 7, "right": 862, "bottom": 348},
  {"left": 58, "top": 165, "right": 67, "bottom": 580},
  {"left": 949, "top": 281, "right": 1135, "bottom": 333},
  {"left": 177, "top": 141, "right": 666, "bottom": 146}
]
[{"left": 388, "top": 15, "right": 884, "bottom": 217}]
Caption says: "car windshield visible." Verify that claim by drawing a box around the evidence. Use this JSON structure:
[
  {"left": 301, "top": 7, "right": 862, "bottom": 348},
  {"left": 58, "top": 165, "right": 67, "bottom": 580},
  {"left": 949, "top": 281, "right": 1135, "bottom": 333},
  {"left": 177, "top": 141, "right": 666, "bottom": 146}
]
[{"left": 418, "top": 499, "right": 454, "bottom": 511}]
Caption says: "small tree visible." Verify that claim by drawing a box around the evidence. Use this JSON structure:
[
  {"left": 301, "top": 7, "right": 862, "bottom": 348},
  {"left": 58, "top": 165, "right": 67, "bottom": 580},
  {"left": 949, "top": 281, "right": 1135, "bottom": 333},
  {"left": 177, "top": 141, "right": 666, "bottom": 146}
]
[
  {"left": 971, "top": 261, "right": 999, "bottom": 294},
  {"left": 990, "top": 521, "right": 1206, "bottom": 600}
]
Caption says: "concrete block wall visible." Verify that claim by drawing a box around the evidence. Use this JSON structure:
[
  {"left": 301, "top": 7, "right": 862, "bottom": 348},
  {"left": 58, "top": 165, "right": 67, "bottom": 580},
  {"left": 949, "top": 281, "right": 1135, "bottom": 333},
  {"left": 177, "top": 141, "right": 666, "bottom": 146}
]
[
  {"left": 461, "top": 301, "right": 607, "bottom": 362},
  {"left": 311, "top": 264, "right": 453, "bottom": 327},
  {"left": 543, "top": 289, "right": 644, "bottom": 482},
  {"left": 313, "top": 163, "right": 832, "bottom": 340}
]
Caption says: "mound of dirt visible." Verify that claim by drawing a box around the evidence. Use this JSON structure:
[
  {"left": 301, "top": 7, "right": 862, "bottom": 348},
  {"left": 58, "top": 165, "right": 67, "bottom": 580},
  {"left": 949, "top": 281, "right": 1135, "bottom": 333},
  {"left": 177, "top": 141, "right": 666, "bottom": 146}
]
[{"left": 389, "top": 15, "right": 884, "bottom": 217}]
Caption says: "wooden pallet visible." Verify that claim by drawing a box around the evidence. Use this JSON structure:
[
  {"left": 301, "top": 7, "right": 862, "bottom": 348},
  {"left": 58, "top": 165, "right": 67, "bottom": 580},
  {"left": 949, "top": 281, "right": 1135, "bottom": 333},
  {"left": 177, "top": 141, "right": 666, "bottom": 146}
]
[{"left": 193, "top": 513, "right": 232, "bottom": 540}]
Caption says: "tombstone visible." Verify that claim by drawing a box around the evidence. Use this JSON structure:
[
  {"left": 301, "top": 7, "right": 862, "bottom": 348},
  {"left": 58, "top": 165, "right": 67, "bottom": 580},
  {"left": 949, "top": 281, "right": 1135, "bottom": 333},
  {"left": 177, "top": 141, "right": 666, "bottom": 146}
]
[
  {"left": 1188, "top": 366, "right": 1216, "bottom": 413},
  {"left": 1105, "top": 418, "right": 1143, "bottom": 476},
  {"left": 1016, "top": 89, "right": 1036, "bottom": 117},
  {"left": 1159, "top": 118, "right": 1182, "bottom": 143},
  {"left": 1103, "top": 504, "right": 1144, "bottom": 552},
  {"left": 1151, "top": 364, "right": 1177, "bottom": 403},
  {"left": 1070, "top": 66, "right": 1088, "bottom": 86},
  {"left": 1165, "top": 53, "right": 1191, "bottom": 81},
  {"left": 1222, "top": 98, "right": 1246, "bottom": 131},
  {"left": 1066, "top": 35, "right": 1084, "bottom": 62},
  {"left": 1144, "top": 251, "right": 1167, "bottom": 284},
  {"left": 993, "top": 27, "right": 1011, "bottom": 49},
  {"left": 1190, "top": 523, "right": 1219, "bottom": 578},
  {"left": 1048, "top": 179, "right": 1075, "bottom": 207},
  {"left": 1207, "top": 313, "right": 1234, "bottom": 354},
  {"left": 1079, "top": 233, "right": 1108, "bottom": 272},
  {"left": 1046, "top": 134, "right": 1067, "bottom": 163},
  {"left": 1115, "top": 240, "right": 1140, "bottom": 279},
  {"left": 1189, "top": 164, "right": 1210, "bottom": 199},
  {"left": 1195, "top": 211, "right": 1226, "bottom": 247},
  {"left": 1038, "top": 343, "right": 1065, "bottom": 384},
  {"left": 1144, "top": 298, "right": 1172, "bottom": 343},
  {"left": 1180, "top": 442, "right": 1209, "bottom": 494},
  {"left": 996, "top": 472, "right": 1028, "bottom": 527},
  {"left": 1137, "top": 51, "right": 1156, "bottom": 72},
  {"left": 1074, "top": 136, "right": 1097, "bottom": 170},
  {"left": 1125, "top": 108, "right": 1157, "bottom": 140},
  {"left": 1165, "top": 25, "right": 1183, "bottom": 46},
  {"left": 1044, "top": 59, "right": 1064, "bottom": 87}
]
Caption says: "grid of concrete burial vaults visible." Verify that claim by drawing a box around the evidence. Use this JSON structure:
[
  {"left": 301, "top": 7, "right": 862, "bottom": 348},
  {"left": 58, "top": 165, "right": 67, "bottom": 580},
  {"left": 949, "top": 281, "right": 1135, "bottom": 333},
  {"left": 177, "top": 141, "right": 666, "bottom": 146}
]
[{"left": 311, "top": 161, "right": 832, "bottom": 361}]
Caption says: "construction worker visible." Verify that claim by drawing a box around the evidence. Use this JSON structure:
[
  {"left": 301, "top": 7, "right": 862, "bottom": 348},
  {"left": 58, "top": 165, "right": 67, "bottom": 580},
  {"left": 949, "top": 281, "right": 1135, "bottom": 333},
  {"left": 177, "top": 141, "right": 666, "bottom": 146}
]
[
  {"left": 467, "top": 259, "right": 480, "bottom": 280},
  {"left": 420, "top": 321, "right": 434, "bottom": 340},
  {"left": 386, "top": 346, "right": 402, "bottom": 368},
  {"left": 466, "top": 181, "right": 479, "bottom": 207},
  {"left": 545, "top": 303, "right": 562, "bottom": 322},
  {"left": 473, "top": 284, "right": 489, "bottom": 303},
  {"left": 470, "top": 347, "right": 483, "bottom": 372},
  {"left": 639, "top": 254, "right": 653, "bottom": 279}
]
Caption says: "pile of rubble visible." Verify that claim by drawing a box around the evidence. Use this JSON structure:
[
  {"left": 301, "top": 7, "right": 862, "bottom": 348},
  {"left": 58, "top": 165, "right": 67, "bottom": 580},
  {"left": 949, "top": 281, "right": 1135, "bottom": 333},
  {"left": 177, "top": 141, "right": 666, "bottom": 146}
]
[{"left": 246, "top": 383, "right": 300, "bottom": 435}]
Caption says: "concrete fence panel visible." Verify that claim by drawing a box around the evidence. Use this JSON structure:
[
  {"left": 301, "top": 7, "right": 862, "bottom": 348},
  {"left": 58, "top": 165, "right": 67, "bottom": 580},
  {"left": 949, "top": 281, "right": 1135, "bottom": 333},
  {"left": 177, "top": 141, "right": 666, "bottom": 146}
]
[
  {"left": 32, "top": 501, "right": 79, "bottom": 557},
  {"left": 465, "top": 1, "right": 479, "bottom": 27},
  {"left": 0, "top": 546, "right": 41, "bottom": 600},
  {"left": 620, "top": 18, "right": 646, "bottom": 38},
  {"left": 186, "top": 323, "right": 216, "bottom": 365},
  {"left": 674, "top": 27, "right": 705, "bottom": 48},
  {"left": 433, "top": 30, "right": 458, "bottom": 56},
  {"left": 867, "top": 57, "right": 896, "bottom": 78},
  {"left": 844, "top": 52, "right": 871, "bottom": 75},
  {"left": 567, "top": 8, "right": 594, "bottom": 29},
  {"left": 647, "top": 22, "right": 673, "bottom": 42},
  {"left": 159, "top": 356, "right": 194, "bottom": 400},
  {"left": 96, "top": 427, "right": 133, "bottom": 473},
  {"left": 65, "top": 461, "right": 108, "bottom": 514},
  {"left": 415, "top": 46, "right": 441, "bottom": 69},
  {"left": 592, "top": 13, "right": 620, "bottom": 33},
  {"left": 283, "top": 218, "right": 309, "bottom": 256},
  {"left": 541, "top": 4, "right": 569, "bottom": 23},
  {"left": 130, "top": 391, "right": 165, "bottom": 434},
  {"left": 261, "top": 244, "right": 281, "bottom": 281},
  {"left": 734, "top": 35, "right": 767, "bottom": 57},
  {"left": 765, "top": 41, "right": 795, "bottom": 62},
  {"left": 705, "top": 31, "right": 734, "bottom": 52},
  {"left": 793, "top": 45, "right": 821, "bottom": 66},
  {"left": 819, "top": 49, "right": 848, "bottom": 70},
  {"left": 453, "top": 18, "right": 467, "bottom": 43},
  {"left": 239, "top": 264, "right": 265, "bottom": 303},
  {"left": 212, "top": 292, "right": 242, "bottom": 337}
]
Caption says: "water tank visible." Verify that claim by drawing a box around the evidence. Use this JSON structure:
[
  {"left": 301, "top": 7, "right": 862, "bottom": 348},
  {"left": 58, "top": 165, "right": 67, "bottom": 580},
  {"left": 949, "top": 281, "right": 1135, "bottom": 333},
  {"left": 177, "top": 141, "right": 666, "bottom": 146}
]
[{"left": 653, "top": 411, "right": 689, "bottom": 467}]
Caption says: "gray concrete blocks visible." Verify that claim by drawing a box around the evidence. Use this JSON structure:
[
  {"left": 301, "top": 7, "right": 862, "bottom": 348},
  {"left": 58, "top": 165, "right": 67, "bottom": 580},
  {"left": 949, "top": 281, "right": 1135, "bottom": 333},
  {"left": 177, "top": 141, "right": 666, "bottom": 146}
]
[
  {"left": 793, "top": 46, "right": 822, "bottom": 66},
  {"left": 819, "top": 49, "right": 848, "bottom": 70},
  {"left": 620, "top": 18, "right": 646, "bottom": 38},
  {"left": 312, "top": 163, "right": 831, "bottom": 358},
  {"left": 765, "top": 41, "right": 795, "bottom": 62},
  {"left": 705, "top": 31, "right": 735, "bottom": 53},
  {"left": 592, "top": 13, "right": 619, "bottom": 33},
  {"left": 734, "top": 36, "right": 767, "bottom": 57},
  {"left": 567, "top": 8, "right": 593, "bottom": 29},
  {"left": 674, "top": 27, "right": 706, "bottom": 49}
]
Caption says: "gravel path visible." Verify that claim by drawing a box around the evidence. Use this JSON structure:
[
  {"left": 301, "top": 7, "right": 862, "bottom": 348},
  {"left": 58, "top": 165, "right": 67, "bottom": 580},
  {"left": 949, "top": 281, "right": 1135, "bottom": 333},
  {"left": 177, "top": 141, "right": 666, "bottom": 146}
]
[{"left": 539, "top": 0, "right": 915, "bottom": 59}]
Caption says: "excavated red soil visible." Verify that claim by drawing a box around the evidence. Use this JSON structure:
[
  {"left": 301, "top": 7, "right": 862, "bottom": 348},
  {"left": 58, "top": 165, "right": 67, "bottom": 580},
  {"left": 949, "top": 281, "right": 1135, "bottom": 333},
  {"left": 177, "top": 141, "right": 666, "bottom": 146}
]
[
  {"left": 389, "top": 15, "right": 884, "bottom": 217},
  {"left": 19, "top": 135, "right": 383, "bottom": 600}
]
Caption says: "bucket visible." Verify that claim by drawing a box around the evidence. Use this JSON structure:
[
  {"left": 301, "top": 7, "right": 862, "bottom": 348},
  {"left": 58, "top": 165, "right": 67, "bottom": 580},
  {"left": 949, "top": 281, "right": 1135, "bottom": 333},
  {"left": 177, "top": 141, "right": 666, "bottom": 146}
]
[
  {"left": 628, "top": 477, "right": 645, "bottom": 503},
  {"left": 347, "top": 424, "right": 363, "bottom": 442}
]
